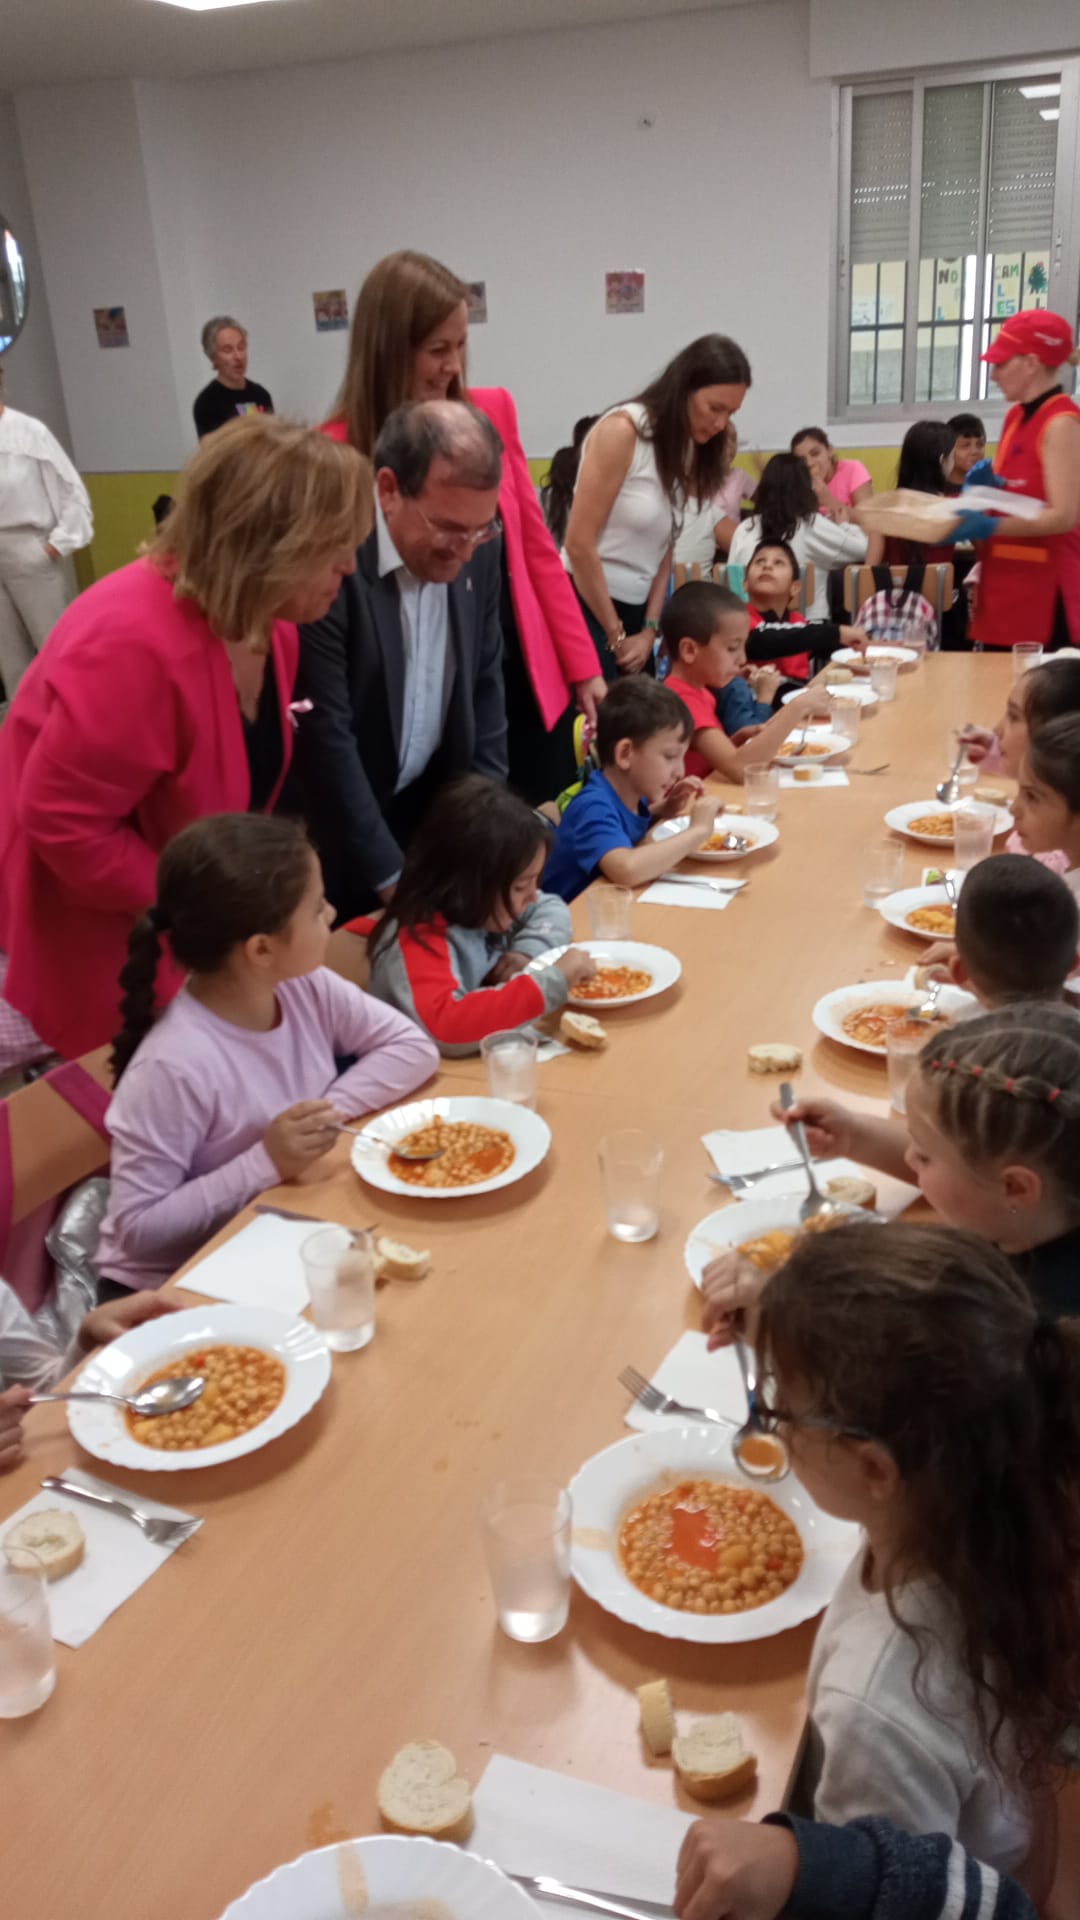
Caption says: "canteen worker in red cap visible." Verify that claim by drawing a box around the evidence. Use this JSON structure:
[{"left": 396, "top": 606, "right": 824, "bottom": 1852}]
[{"left": 940, "top": 310, "right": 1080, "bottom": 650}]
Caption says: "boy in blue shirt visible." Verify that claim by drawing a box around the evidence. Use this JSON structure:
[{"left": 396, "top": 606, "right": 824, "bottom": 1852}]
[{"left": 542, "top": 677, "right": 717, "bottom": 902}]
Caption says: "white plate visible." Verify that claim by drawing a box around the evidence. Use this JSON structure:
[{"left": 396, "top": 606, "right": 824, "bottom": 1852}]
[
  {"left": 219, "top": 1833, "right": 542, "bottom": 1919},
  {"left": 812, "top": 978, "right": 976, "bottom": 1056},
  {"left": 652, "top": 810, "right": 780, "bottom": 863},
  {"left": 682, "top": 1191, "right": 859, "bottom": 1290},
  {"left": 568, "top": 1427, "right": 859, "bottom": 1644},
  {"left": 528, "top": 940, "right": 682, "bottom": 1007},
  {"left": 771, "top": 726, "right": 849, "bottom": 768},
  {"left": 351, "top": 1094, "right": 551, "bottom": 1200},
  {"left": 69, "top": 1305, "right": 330, "bottom": 1472},
  {"left": 879, "top": 884, "right": 956, "bottom": 941},
  {"left": 833, "top": 644, "right": 919, "bottom": 669},
  {"left": 884, "top": 798, "right": 1013, "bottom": 846},
  {"left": 783, "top": 681, "right": 878, "bottom": 711}
]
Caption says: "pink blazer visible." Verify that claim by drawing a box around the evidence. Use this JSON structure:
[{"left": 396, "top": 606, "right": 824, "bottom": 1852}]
[
  {"left": 0, "top": 560, "right": 299, "bottom": 1059},
  {"left": 323, "top": 389, "right": 600, "bottom": 728}
]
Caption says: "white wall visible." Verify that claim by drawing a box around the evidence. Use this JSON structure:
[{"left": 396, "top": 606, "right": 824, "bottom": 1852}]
[
  {"left": 810, "top": 0, "right": 1080, "bottom": 80},
  {"left": 0, "top": 95, "right": 70, "bottom": 445},
  {"left": 15, "top": 1, "right": 834, "bottom": 469}
]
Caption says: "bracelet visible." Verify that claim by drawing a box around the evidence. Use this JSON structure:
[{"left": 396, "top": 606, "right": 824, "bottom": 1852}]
[
  {"left": 644, "top": 617, "right": 660, "bottom": 632},
  {"left": 608, "top": 622, "right": 627, "bottom": 647}
]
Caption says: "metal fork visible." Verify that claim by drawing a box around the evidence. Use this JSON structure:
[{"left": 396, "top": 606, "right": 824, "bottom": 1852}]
[
  {"left": 41, "top": 1475, "right": 202, "bottom": 1549},
  {"left": 705, "top": 1161, "right": 804, "bottom": 1191},
  {"left": 656, "top": 872, "right": 746, "bottom": 894},
  {"left": 848, "top": 763, "right": 891, "bottom": 776},
  {"left": 619, "top": 1365, "right": 738, "bottom": 1430}
]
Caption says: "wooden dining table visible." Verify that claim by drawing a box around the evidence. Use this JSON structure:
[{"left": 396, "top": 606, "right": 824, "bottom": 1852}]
[{"left": 2, "top": 654, "right": 1012, "bottom": 1920}]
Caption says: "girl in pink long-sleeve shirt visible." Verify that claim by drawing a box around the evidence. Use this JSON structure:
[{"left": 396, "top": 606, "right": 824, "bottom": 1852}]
[
  {"left": 96, "top": 814, "right": 439, "bottom": 1290},
  {"left": 960, "top": 655, "right": 1080, "bottom": 869}
]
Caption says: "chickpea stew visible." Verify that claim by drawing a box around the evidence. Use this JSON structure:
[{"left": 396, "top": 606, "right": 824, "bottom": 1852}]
[
  {"left": 125, "top": 1345, "right": 286, "bottom": 1451},
  {"left": 388, "top": 1117, "right": 515, "bottom": 1188},
  {"left": 618, "top": 1477, "right": 803, "bottom": 1615}
]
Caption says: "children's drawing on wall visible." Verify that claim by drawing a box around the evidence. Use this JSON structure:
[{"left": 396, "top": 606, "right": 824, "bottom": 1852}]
[
  {"left": 313, "top": 290, "right": 349, "bottom": 333},
  {"left": 466, "top": 282, "right": 487, "bottom": 324},
  {"left": 605, "top": 271, "right": 645, "bottom": 315},
  {"left": 93, "top": 306, "right": 129, "bottom": 348}
]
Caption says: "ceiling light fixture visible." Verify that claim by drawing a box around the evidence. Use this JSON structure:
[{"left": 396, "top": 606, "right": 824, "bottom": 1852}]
[
  {"left": 1039, "top": 107, "right": 1060, "bottom": 121},
  {"left": 151, "top": 0, "right": 278, "bottom": 12},
  {"left": 1019, "top": 82, "right": 1061, "bottom": 99}
]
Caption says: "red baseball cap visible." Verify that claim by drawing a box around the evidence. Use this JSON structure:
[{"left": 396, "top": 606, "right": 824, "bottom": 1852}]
[{"left": 982, "top": 309, "right": 1076, "bottom": 366}]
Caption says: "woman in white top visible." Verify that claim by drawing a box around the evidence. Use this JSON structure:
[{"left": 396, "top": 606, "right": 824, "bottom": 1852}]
[
  {"left": 0, "top": 364, "right": 93, "bottom": 697},
  {"left": 674, "top": 427, "right": 760, "bottom": 569},
  {"left": 563, "top": 334, "right": 750, "bottom": 677},
  {"left": 727, "top": 451, "right": 865, "bottom": 619}
]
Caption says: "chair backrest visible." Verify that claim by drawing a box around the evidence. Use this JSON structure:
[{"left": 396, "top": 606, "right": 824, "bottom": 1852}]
[
  {"left": 0, "top": 1050, "right": 112, "bottom": 1242},
  {"left": 835, "top": 563, "right": 954, "bottom": 632},
  {"left": 671, "top": 560, "right": 815, "bottom": 613}
]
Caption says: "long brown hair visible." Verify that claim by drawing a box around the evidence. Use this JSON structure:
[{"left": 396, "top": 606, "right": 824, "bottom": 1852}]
[
  {"left": 628, "top": 333, "right": 751, "bottom": 505},
  {"left": 331, "top": 250, "right": 468, "bottom": 457},
  {"left": 758, "top": 1219, "right": 1080, "bottom": 1784},
  {"left": 151, "top": 415, "right": 371, "bottom": 646}
]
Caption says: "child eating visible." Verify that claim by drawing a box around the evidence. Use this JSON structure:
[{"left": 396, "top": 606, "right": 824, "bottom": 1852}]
[
  {"left": 658, "top": 581, "right": 822, "bottom": 781},
  {"left": 1011, "top": 714, "right": 1080, "bottom": 900},
  {"left": 743, "top": 542, "right": 868, "bottom": 681},
  {"left": 919, "top": 852, "right": 1079, "bottom": 1007},
  {"left": 367, "top": 776, "right": 596, "bottom": 1054},
  {"left": 542, "top": 676, "right": 717, "bottom": 901}
]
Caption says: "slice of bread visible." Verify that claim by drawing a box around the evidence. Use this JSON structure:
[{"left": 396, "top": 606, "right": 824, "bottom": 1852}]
[
  {"left": 4, "top": 1508, "right": 85, "bottom": 1581},
  {"left": 377, "top": 1741, "right": 473, "bottom": 1843},
  {"left": 823, "top": 666, "right": 853, "bottom": 686},
  {"left": 748, "top": 1043, "right": 802, "bottom": 1075},
  {"left": 825, "top": 1175, "right": 877, "bottom": 1211},
  {"left": 637, "top": 1677, "right": 676, "bottom": 1757},
  {"left": 673, "top": 1713, "right": 758, "bottom": 1803},
  {"left": 975, "top": 784, "right": 1008, "bottom": 806},
  {"left": 561, "top": 1011, "right": 608, "bottom": 1051},
  {"left": 793, "top": 765, "right": 822, "bottom": 783},
  {"left": 375, "top": 1236, "right": 431, "bottom": 1282}
]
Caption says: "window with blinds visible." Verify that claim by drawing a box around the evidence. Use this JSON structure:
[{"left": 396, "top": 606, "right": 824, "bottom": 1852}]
[{"left": 837, "top": 62, "right": 1079, "bottom": 417}]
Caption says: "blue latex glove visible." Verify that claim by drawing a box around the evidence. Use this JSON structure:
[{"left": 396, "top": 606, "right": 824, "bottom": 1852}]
[
  {"left": 962, "top": 458, "right": 1005, "bottom": 491},
  {"left": 942, "top": 509, "right": 998, "bottom": 545}
]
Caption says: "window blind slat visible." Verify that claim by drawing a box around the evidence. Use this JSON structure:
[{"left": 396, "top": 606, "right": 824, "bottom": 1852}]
[
  {"left": 987, "top": 83, "right": 1057, "bottom": 250},
  {"left": 920, "top": 84, "right": 983, "bottom": 259},
  {"left": 851, "top": 92, "right": 913, "bottom": 263}
]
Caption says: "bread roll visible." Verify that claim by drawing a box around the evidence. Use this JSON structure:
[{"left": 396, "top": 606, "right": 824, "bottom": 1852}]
[
  {"left": 748, "top": 1043, "right": 802, "bottom": 1075},
  {"left": 4, "top": 1509, "right": 85, "bottom": 1581},
  {"left": 823, "top": 666, "right": 853, "bottom": 686},
  {"left": 793, "top": 765, "right": 822, "bottom": 783},
  {"left": 673, "top": 1713, "right": 758, "bottom": 1803},
  {"left": 375, "top": 1237, "right": 430, "bottom": 1282},
  {"left": 377, "top": 1741, "right": 473, "bottom": 1843},
  {"left": 637, "top": 1678, "right": 676, "bottom": 1757},
  {"left": 824, "top": 1175, "right": 877, "bottom": 1211},
  {"left": 560, "top": 1011, "right": 608, "bottom": 1051},
  {"left": 974, "top": 785, "right": 1008, "bottom": 806}
]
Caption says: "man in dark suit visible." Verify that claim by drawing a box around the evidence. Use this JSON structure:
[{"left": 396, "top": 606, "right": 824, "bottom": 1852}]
[{"left": 293, "top": 399, "right": 508, "bottom": 918}]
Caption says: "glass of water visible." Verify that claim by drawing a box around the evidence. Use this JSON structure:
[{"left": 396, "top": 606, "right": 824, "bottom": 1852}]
[
  {"left": 744, "top": 763, "right": 780, "bottom": 820},
  {"left": 885, "top": 1016, "right": 929, "bottom": 1116},
  {"left": 953, "top": 801, "right": 996, "bottom": 873},
  {"left": 586, "top": 883, "right": 633, "bottom": 940},
  {"left": 869, "top": 657, "right": 899, "bottom": 701},
  {"left": 598, "top": 1129, "right": 663, "bottom": 1242},
  {"left": 828, "top": 697, "right": 861, "bottom": 747},
  {"left": 863, "top": 840, "right": 905, "bottom": 907},
  {"left": 481, "top": 1477, "right": 572, "bottom": 1643},
  {"left": 1013, "top": 642, "right": 1043, "bottom": 677},
  {"left": 480, "top": 1029, "right": 538, "bottom": 1108},
  {"left": 0, "top": 1551, "right": 55, "bottom": 1719},
  {"left": 302, "top": 1226, "right": 376, "bottom": 1352}
]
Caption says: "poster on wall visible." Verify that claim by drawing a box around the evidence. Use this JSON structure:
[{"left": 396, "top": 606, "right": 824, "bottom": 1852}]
[
  {"left": 312, "top": 289, "right": 349, "bottom": 333},
  {"left": 93, "top": 306, "right": 129, "bottom": 348},
  {"left": 606, "top": 271, "right": 645, "bottom": 315},
  {"left": 466, "top": 281, "right": 487, "bottom": 324}
]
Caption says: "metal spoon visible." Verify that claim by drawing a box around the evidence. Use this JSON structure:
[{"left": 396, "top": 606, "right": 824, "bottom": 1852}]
[
  {"left": 30, "top": 1375, "right": 206, "bottom": 1417},
  {"left": 916, "top": 976, "right": 946, "bottom": 1021},
  {"left": 935, "top": 733, "right": 972, "bottom": 804},
  {"left": 778, "top": 1081, "right": 844, "bottom": 1223},
  {"left": 711, "top": 831, "right": 751, "bottom": 853},
  {"left": 731, "top": 1338, "right": 790, "bottom": 1483},
  {"left": 349, "top": 1133, "right": 445, "bottom": 1162},
  {"left": 941, "top": 870, "right": 959, "bottom": 910}
]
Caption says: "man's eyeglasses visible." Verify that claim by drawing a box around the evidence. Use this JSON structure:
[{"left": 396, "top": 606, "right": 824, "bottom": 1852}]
[
  {"left": 752, "top": 1388, "right": 873, "bottom": 1444},
  {"left": 413, "top": 504, "right": 500, "bottom": 551}
]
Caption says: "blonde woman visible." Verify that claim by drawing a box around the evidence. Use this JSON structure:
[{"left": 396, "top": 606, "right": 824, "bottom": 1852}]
[
  {"left": 0, "top": 362, "right": 93, "bottom": 697},
  {"left": 323, "top": 249, "right": 604, "bottom": 802},
  {"left": 0, "top": 415, "right": 370, "bottom": 1062}
]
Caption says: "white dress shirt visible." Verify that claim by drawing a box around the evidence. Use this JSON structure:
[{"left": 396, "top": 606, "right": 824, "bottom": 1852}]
[
  {"left": 0, "top": 406, "right": 93, "bottom": 556},
  {"left": 376, "top": 501, "right": 452, "bottom": 793},
  {"left": 0, "top": 1280, "right": 78, "bottom": 1392}
]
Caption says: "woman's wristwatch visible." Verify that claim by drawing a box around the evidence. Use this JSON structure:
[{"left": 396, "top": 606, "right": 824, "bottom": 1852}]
[{"left": 643, "top": 617, "right": 660, "bottom": 633}]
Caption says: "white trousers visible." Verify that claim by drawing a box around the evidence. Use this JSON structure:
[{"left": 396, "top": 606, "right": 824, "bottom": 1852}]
[{"left": 0, "top": 530, "right": 70, "bottom": 699}]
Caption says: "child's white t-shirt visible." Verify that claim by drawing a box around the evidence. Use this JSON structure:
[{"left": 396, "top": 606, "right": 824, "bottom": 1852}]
[{"left": 806, "top": 1549, "right": 1032, "bottom": 1874}]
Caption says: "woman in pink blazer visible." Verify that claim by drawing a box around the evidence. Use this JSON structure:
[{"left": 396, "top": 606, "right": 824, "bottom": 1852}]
[
  {"left": 324, "top": 249, "right": 605, "bottom": 801},
  {"left": 0, "top": 417, "right": 370, "bottom": 1062}
]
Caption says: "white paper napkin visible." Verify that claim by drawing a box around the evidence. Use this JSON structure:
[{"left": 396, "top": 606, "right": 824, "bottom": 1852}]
[
  {"left": 623, "top": 1330, "right": 744, "bottom": 1433},
  {"left": 1, "top": 1468, "right": 202, "bottom": 1648},
  {"left": 638, "top": 880, "right": 736, "bottom": 911},
  {"left": 179, "top": 1211, "right": 350, "bottom": 1312},
  {"left": 702, "top": 1124, "right": 918, "bottom": 1216},
  {"left": 777, "top": 768, "right": 849, "bottom": 789},
  {"left": 471, "top": 1753, "right": 691, "bottom": 1916}
]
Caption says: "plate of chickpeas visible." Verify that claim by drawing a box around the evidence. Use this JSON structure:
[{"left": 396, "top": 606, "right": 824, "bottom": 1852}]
[
  {"left": 568, "top": 1427, "right": 859, "bottom": 1643},
  {"left": 66, "top": 1305, "right": 332, "bottom": 1471}
]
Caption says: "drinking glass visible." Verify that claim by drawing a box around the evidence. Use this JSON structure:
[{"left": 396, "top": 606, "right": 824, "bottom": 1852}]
[
  {"left": 480, "top": 1477, "right": 572, "bottom": 1644},
  {"left": 869, "top": 658, "right": 899, "bottom": 701},
  {"left": 885, "top": 1017, "right": 929, "bottom": 1116},
  {"left": 946, "top": 727, "right": 978, "bottom": 798},
  {"left": 828, "top": 697, "right": 861, "bottom": 747},
  {"left": 1013, "top": 642, "right": 1043, "bottom": 677},
  {"left": 598, "top": 1129, "right": 663, "bottom": 1242},
  {"left": 953, "top": 802, "right": 996, "bottom": 873},
  {"left": 862, "top": 841, "right": 905, "bottom": 907},
  {"left": 480, "top": 1029, "right": 538, "bottom": 1109},
  {"left": 302, "top": 1226, "right": 376, "bottom": 1352},
  {"left": 586, "top": 883, "right": 633, "bottom": 940},
  {"left": 744, "top": 763, "right": 780, "bottom": 821},
  {"left": 0, "top": 1553, "right": 55, "bottom": 1718}
]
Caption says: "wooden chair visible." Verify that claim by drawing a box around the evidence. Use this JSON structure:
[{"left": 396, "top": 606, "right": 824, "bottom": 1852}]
[
  {"left": 834, "top": 563, "right": 955, "bottom": 638},
  {"left": 1045, "top": 1769, "right": 1080, "bottom": 1920},
  {"left": 671, "top": 560, "right": 816, "bottom": 614},
  {"left": 0, "top": 1050, "right": 112, "bottom": 1310}
]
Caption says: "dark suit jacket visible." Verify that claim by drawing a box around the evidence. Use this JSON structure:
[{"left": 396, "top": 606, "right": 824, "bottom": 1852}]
[{"left": 293, "top": 526, "right": 508, "bottom": 913}]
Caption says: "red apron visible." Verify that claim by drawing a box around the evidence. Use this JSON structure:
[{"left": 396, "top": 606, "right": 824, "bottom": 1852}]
[{"left": 972, "top": 391, "right": 1080, "bottom": 649}]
